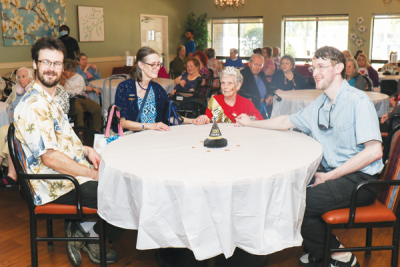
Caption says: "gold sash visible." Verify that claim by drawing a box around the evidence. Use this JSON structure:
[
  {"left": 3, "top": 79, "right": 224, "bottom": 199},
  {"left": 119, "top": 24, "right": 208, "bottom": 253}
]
[{"left": 208, "top": 97, "right": 232, "bottom": 123}]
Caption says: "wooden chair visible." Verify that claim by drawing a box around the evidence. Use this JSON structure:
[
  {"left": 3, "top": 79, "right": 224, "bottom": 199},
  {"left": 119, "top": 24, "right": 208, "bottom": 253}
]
[
  {"left": 321, "top": 124, "right": 400, "bottom": 267},
  {"left": 7, "top": 123, "right": 107, "bottom": 267}
]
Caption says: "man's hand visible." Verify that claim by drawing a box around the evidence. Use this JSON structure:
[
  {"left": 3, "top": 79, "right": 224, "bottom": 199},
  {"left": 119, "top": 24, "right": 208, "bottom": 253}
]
[
  {"left": 381, "top": 113, "right": 389, "bottom": 124},
  {"left": 93, "top": 88, "right": 102, "bottom": 96},
  {"left": 236, "top": 114, "right": 253, "bottom": 126},
  {"left": 312, "top": 172, "right": 333, "bottom": 187},
  {"left": 193, "top": 115, "right": 210, "bottom": 125},
  {"left": 85, "top": 146, "right": 101, "bottom": 170},
  {"left": 92, "top": 64, "right": 98, "bottom": 70},
  {"left": 265, "top": 95, "right": 273, "bottom": 105}
]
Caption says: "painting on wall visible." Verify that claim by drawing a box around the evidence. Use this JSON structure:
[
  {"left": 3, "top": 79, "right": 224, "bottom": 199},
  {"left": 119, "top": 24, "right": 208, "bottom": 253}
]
[
  {"left": 78, "top": 6, "right": 104, "bottom": 42},
  {"left": 1, "top": 0, "right": 66, "bottom": 46}
]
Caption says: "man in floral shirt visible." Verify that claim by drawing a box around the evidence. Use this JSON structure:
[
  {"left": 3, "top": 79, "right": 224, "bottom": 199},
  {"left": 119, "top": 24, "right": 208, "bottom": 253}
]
[{"left": 14, "top": 37, "right": 122, "bottom": 266}]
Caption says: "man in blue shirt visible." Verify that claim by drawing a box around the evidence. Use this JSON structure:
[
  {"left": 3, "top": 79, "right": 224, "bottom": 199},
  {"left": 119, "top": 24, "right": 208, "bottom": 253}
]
[
  {"left": 236, "top": 46, "right": 383, "bottom": 267},
  {"left": 184, "top": 29, "right": 196, "bottom": 58}
]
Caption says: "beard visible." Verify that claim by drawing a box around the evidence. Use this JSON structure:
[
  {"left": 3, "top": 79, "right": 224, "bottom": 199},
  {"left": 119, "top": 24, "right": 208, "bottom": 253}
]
[{"left": 37, "top": 69, "right": 62, "bottom": 88}]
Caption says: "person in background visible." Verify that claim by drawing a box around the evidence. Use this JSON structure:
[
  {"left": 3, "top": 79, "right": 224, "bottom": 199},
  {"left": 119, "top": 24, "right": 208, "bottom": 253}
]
[
  {"left": 382, "top": 52, "right": 400, "bottom": 74},
  {"left": 271, "top": 54, "right": 307, "bottom": 91},
  {"left": 354, "top": 50, "right": 363, "bottom": 60},
  {"left": 389, "top": 93, "right": 398, "bottom": 109},
  {"left": 253, "top": 48, "right": 262, "bottom": 55},
  {"left": 0, "top": 68, "right": 70, "bottom": 187},
  {"left": 225, "top": 48, "right": 244, "bottom": 68},
  {"left": 192, "top": 50, "right": 211, "bottom": 91},
  {"left": 204, "top": 67, "right": 263, "bottom": 123},
  {"left": 114, "top": 47, "right": 208, "bottom": 133},
  {"left": 184, "top": 29, "right": 196, "bottom": 58},
  {"left": 357, "top": 53, "right": 379, "bottom": 88},
  {"left": 240, "top": 53, "right": 273, "bottom": 117},
  {"left": 237, "top": 46, "right": 383, "bottom": 267},
  {"left": 171, "top": 57, "right": 202, "bottom": 97},
  {"left": 62, "top": 59, "right": 102, "bottom": 132},
  {"left": 261, "top": 46, "right": 275, "bottom": 82},
  {"left": 170, "top": 45, "right": 187, "bottom": 79},
  {"left": 76, "top": 53, "right": 102, "bottom": 104},
  {"left": 345, "top": 58, "right": 372, "bottom": 91},
  {"left": 271, "top": 46, "right": 281, "bottom": 67},
  {"left": 343, "top": 50, "right": 353, "bottom": 60},
  {"left": 206, "top": 48, "right": 222, "bottom": 89},
  {"left": 157, "top": 65, "right": 170, "bottom": 79},
  {"left": 58, "top": 25, "right": 80, "bottom": 60}
]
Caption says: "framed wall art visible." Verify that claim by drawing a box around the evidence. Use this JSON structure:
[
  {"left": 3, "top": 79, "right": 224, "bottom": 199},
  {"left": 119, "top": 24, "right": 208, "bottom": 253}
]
[{"left": 77, "top": 6, "right": 104, "bottom": 42}]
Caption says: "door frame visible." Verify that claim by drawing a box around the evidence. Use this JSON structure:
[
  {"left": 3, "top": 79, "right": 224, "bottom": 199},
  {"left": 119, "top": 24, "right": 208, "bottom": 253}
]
[{"left": 140, "top": 14, "right": 169, "bottom": 71}]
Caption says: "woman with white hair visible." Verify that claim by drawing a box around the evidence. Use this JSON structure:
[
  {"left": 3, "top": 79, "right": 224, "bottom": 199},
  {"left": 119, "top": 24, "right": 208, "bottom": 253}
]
[
  {"left": 203, "top": 67, "right": 263, "bottom": 123},
  {"left": 343, "top": 50, "right": 353, "bottom": 59},
  {"left": 345, "top": 58, "right": 372, "bottom": 91},
  {"left": 224, "top": 48, "right": 244, "bottom": 68}
]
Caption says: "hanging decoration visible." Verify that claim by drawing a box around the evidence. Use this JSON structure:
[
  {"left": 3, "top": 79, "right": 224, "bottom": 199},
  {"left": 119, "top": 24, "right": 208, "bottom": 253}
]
[{"left": 349, "top": 17, "right": 368, "bottom": 47}]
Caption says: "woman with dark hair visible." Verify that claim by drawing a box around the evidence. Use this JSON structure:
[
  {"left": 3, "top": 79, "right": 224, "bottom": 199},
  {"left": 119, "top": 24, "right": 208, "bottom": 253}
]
[
  {"left": 261, "top": 46, "right": 275, "bottom": 82},
  {"left": 357, "top": 53, "right": 379, "bottom": 88},
  {"left": 114, "top": 47, "right": 207, "bottom": 132},
  {"left": 270, "top": 55, "right": 307, "bottom": 91},
  {"left": 253, "top": 48, "right": 262, "bottom": 55},
  {"left": 170, "top": 45, "right": 186, "bottom": 79},
  {"left": 206, "top": 48, "right": 222, "bottom": 88},
  {"left": 354, "top": 50, "right": 363, "bottom": 60}
]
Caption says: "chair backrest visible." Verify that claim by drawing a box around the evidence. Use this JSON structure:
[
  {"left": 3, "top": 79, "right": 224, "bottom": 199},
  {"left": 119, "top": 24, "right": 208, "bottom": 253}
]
[
  {"left": 378, "top": 124, "right": 400, "bottom": 212},
  {"left": 7, "top": 124, "right": 37, "bottom": 209}
]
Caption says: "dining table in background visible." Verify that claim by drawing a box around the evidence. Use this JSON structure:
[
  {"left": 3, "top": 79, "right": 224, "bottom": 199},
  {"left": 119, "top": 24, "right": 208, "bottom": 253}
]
[
  {"left": 271, "top": 89, "right": 389, "bottom": 117},
  {"left": 97, "top": 124, "right": 323, "bottom": 261},
  {"left": 378, "top": 72, "right": 400, "bottom": 82},
  {"left": 0, "top": 102, "right": 10, "bottom": 128},
  {"left": 89, "top": 77, "right": 175, "bottom": 112}
]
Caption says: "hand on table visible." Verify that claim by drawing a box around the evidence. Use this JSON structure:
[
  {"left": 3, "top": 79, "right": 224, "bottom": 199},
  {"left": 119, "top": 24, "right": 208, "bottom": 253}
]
[
  {"left": 148, "top": 122, "right": 171, "bottom": 131},
  {"left": 192, "top": 115, "right": 210, "bottom": 125},
  {"left": 235, "top": 114, "right": 252, "bottom": 127}
]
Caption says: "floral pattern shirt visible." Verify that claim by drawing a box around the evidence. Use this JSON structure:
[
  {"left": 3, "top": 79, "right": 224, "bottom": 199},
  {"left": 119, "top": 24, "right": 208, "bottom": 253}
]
[
  {"left": 14, "top": 82, "right": 93, "bottom": 206},
  {"left": 207, "top": 58, "right": 222, "bottom": 87}
]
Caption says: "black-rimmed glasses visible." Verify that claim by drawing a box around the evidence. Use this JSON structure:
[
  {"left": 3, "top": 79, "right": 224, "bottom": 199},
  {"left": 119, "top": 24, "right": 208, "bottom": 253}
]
[{"left": 318, "top": 97, "right": 333, "bottom": 131}]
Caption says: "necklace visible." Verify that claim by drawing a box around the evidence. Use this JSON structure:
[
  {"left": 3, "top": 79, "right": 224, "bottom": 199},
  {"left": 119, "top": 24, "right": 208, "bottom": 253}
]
[{"left": 138, "top": 81, "right": 151, "bottom": 91}]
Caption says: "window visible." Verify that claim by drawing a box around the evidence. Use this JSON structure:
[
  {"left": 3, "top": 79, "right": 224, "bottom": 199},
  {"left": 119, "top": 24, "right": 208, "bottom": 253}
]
[
  {"left": 211, "top": 17, "right": 263, "bottom": 57},
  {"left": 284, "top": 15, "right": 349, "bottom": 59},
  {"left": 371, "top": 14, "right": 400, "bottom": 62}
]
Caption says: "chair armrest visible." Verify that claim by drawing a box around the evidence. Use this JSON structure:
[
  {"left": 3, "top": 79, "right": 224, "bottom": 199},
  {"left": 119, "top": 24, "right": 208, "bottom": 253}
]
[
  {"left": 24, "top": 173, "right": 87, "bottom": 219},
  {"left": 345, "top": 179, "right": 400, "bottom": 228}
]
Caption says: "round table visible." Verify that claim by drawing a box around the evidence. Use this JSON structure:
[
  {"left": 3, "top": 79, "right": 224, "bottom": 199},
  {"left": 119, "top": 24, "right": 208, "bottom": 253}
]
[
  {"left": 98, "top": 124, "right": 323, "bottom": 261},
  {"left": 0, "top": 102, "right": 10, "bottom": 127},
  {"left": 378, "top": 73, "right": 400, "bottom": 82},
  {"left": 271, "top": 89, "right": 389, "bottom": 117},
  {"left": 89, "top": 77, "right": 175, "bottom": 112}
]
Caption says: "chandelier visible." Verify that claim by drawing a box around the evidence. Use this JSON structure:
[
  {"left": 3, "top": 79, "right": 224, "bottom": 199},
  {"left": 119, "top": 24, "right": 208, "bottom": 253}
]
[{"left": 214, "top": 0, "right": 245, "bottom": 9}]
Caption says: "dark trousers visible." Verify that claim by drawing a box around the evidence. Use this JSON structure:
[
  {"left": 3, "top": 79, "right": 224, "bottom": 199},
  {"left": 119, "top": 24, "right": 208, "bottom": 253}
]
[
  {"left": 301, "top": 171, "right": 379, "bottom": 260},
  {"left": 52, "top": 181, "right": 125, "bottom": 243}
]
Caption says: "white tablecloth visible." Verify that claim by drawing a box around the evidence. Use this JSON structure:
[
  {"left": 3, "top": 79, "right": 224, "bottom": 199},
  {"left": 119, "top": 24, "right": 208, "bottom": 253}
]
[
  {"left": 378, "top": 73, "right": 400, "bottom": 82},
  {"left": 271, "top": 89, "right": 389, "bottom": 117},
  {"left": 89, "top": 78, "right": 175, "bottom": 112},
  {"left": 0, "top": 102, "right": 10, "bottom": 127},
  {"left": 98, "top": 124, "right": 323, "bottom": 260}
]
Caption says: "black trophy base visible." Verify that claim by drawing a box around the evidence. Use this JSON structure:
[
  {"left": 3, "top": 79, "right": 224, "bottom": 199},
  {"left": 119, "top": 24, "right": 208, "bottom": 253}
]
[{"left": 204, "top": 138, "right": 228, "bottom": 148}]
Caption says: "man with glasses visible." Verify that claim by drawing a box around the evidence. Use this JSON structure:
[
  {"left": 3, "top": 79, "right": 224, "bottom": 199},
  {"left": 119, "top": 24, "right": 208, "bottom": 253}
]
[
  {"left": 240, "top": 53, "right": 273, "bottom": 118},
  {"left": 236, "top": 46, "right": 383, "bottom": 267},
  {"left": 13, "top": 36, "right": 124, "bottom": 266}
]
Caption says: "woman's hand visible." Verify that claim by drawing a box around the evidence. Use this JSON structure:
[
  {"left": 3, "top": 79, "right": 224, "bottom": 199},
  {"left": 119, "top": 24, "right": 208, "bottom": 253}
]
[
  {"left": 381, "top": 113, "right": 389, "bottom": 124},
  {"left": 170, "top": 89, "right": 176, "bottom": 96},
  {"left": 179, "top": 80, "right": 186, "bottom": 88},
  {"left": 192, "top": 115, "right": 209, "bottom": 125},
  {"left": 265, "top": 95, "right": 273, "bottom": 105},
  {"left": 93, "top": 88, "right": 102, "bottom": 96},
  {"left": 147, "top": 122, "right": 171, "bottom": 131}
]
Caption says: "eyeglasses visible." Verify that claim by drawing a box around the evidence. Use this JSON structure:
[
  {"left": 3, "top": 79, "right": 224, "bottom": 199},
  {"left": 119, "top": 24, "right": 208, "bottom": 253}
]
[
  {"left": 143, "top": 62, "right": 162, "bottom": 69},
  {"left": 308, "top": 65, "right": 333, "bottom": 73},
  {"left": 318, "top": 97, "right": 333, "bottom": 131},
  {"left": 38, "top": 59, "right": 64, "bottom": 69}
]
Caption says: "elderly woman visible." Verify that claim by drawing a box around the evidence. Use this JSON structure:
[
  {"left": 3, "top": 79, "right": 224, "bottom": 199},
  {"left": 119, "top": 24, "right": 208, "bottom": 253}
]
[
  {"left": 345, "top": 58, "right": 372, "bottom": 91},
  {"left": 343, "top": 50, "right": 353, "bottom": 59},
  {"left": 271, "top": 55, "right": 307, "bottom": 91},
  {"left": 170, "top": 45, "right": 186, "bottom": 79},
  {"left": 171, "top": 57, "right": 202, "bottom": 97},
  {"left": 114, "top": 47, "right": 207, "bottom": 133},
  {"left": 206, "top": 48, "right": 222, "bottom": 88},
  {"left": 203, "top": 67, "right": 263, "bottom": 123},
  {"left": 225, "top": 48, "right": 244, "bottom": 68},
  {"left": 0, "top": 68, "right": 70, "bottom": 187},
  {"left": 193, "top": 50, "right": 211, "bottom": 81},
  {"left": 271, "top": 46, "right": 281, "bottom": 66},
  {"left": 357, "top": 53, "right": 379, "bottom": 88},
  {"left": 62, "top": 59, "right": 103, "bottom": 131},
  {"left": 262, "top": 46, "right": 275, "bottom": 82}
]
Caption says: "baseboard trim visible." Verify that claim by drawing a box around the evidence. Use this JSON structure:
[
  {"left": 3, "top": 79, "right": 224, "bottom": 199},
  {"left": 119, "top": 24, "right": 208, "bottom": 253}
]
[{"left": 0, "top": 56, "right": 125, "bottom": 70}]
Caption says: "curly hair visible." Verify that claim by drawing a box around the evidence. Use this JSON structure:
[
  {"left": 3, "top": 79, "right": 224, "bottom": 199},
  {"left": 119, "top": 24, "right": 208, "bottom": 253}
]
[{"left": 192, "top": 51, "right": 208, "bottom": 67}]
